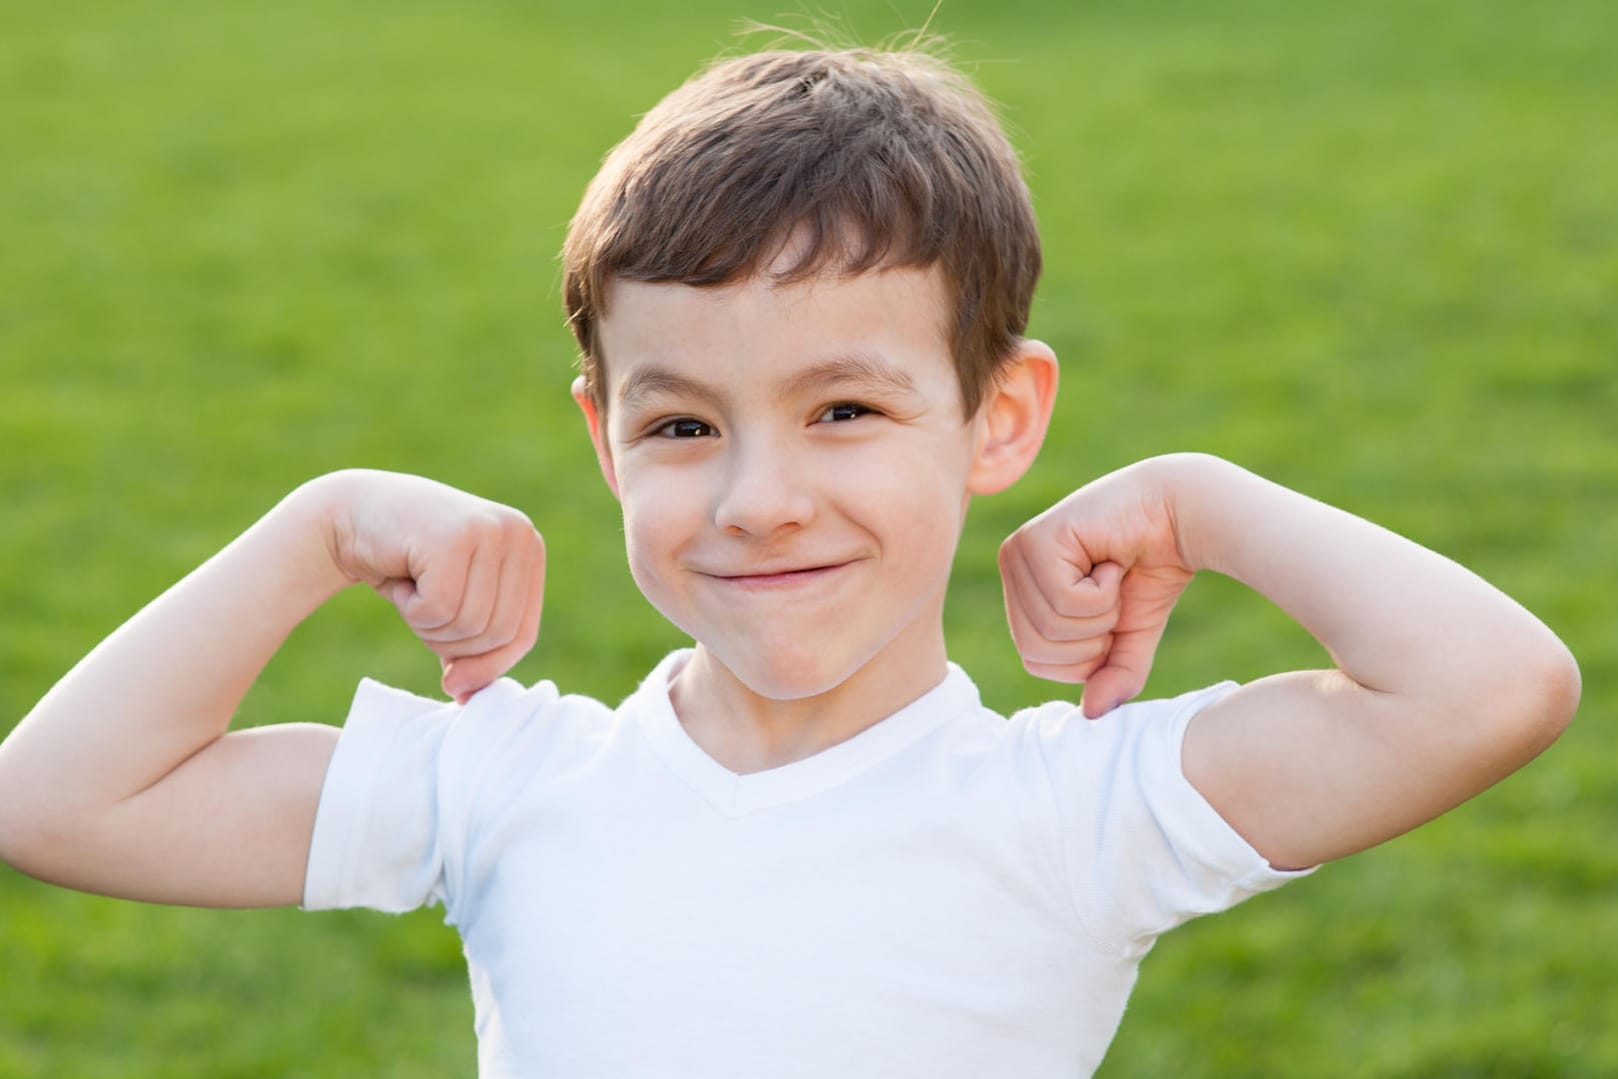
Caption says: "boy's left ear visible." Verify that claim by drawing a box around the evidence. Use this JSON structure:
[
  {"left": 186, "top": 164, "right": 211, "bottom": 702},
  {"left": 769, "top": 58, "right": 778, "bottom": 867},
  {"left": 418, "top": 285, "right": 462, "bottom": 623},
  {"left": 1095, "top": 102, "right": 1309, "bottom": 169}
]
[{"left": 966, "top": 339, "right": 1059, "bottom": 496}]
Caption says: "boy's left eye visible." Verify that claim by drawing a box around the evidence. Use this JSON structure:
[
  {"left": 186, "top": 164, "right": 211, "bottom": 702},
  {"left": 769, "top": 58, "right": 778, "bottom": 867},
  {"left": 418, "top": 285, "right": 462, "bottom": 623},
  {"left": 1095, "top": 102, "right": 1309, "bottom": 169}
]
[{"left": 817, "top": 403, "right": 871, "bottom": 423}]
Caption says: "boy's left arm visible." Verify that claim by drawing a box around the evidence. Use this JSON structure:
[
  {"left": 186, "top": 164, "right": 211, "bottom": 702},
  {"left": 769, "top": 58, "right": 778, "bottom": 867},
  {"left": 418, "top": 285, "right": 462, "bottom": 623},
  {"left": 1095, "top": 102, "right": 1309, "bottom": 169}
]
[{"left": 999, "top": 453, "right": 1581, "bottom": 871}]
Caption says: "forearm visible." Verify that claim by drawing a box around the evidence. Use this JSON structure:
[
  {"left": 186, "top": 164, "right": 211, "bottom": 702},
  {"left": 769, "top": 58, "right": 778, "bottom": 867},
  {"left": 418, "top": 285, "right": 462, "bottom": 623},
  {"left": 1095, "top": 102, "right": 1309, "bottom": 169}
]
[
  {"left": 1, "top": 469, "right": 542, "bottom": 903},
  {"left": 1001, "top": 452, "right": 1578, "bottom": 868},
  {"left": 0, "top": 476, "right": 353, "bottom": 833},
  {"left": 1165, "top": 453, "right": 1579, "bottom": 736}
]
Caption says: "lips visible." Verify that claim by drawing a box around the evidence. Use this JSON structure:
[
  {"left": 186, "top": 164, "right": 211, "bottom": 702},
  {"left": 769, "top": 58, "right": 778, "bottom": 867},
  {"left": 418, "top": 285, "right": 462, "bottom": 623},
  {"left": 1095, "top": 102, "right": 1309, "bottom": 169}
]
[{"left": 703, "top": 561, "right": 854, "bottom": 589}]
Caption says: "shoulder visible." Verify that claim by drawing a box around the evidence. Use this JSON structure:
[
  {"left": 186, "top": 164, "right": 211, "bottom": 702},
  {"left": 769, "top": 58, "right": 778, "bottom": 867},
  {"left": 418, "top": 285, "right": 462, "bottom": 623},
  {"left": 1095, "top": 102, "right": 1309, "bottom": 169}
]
[
  {"left": 975, "top": 682, "right": 1243, "bottom": 845},
  {"left": 1005, "top": 681, "right": 1241, "bottom": 767},
  {"left": 339, "top": 673, "right": 618, "bottom": 803},
  {"left": 909, "top": 668, "right": 1236, "bottom": 763},
  {"left": 1006, "top": 681, "right": 1264, "bottom": 878},
  {"left": 1000, "top": 681, "right": 1309, "bottom": 953},
  {"left": 348, "top": 674, "right": 610, "bottom": 749}
]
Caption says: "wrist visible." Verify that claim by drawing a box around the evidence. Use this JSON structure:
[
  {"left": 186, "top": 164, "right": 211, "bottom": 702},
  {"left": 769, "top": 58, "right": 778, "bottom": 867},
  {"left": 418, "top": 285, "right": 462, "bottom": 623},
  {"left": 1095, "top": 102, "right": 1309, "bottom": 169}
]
[
  {"left": 259, "top": 472, "right": 370, "bottom": 604},
  {"left": 1137, "top": 452, "right": 1253, "bottom": 576}
]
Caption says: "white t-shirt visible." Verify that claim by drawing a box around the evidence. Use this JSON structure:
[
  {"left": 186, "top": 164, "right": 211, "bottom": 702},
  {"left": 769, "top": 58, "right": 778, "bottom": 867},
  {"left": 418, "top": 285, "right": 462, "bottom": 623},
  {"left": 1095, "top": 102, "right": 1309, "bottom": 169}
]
[{"left": 304, "top": 651, "right": 1310, "bottom": 1078}]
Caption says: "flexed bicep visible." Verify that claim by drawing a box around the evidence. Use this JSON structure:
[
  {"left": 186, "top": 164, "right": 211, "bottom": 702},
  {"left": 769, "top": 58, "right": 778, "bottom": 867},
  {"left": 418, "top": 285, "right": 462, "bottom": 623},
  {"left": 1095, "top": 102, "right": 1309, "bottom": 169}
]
[
  {"left": 7, "top": 723, "right": 342, "bottom": 907},
  {"left": 0, "top": 469, "right": 547, "bottom": 908}
]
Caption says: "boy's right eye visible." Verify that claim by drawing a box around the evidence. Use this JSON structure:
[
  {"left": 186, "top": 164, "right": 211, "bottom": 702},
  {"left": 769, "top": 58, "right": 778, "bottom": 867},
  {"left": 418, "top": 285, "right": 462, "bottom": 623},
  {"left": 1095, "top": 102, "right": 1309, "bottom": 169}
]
[{"left": 654, "top": 418, "right": 716, "bottom": 439}]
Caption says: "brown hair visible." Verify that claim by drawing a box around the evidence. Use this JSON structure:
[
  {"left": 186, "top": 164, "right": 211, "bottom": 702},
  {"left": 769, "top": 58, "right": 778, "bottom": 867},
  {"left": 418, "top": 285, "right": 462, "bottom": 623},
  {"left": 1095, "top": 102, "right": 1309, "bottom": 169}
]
[{"left": 562, "top": 45, "right": 1042, "bottom": 417}]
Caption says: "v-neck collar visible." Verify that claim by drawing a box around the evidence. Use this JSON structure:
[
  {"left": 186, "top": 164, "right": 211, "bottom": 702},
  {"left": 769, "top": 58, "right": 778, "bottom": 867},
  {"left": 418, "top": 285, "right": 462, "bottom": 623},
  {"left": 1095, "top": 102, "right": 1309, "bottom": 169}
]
[{"left": 628, "top": 650, "right": 979, "bottom": 817}]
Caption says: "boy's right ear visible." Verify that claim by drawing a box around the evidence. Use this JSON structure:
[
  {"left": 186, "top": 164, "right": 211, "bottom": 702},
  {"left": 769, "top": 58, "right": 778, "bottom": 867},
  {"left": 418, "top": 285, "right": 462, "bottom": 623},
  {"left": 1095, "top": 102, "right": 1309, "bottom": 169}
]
[{"left": 572, "top": 376, "right": 621, "bottom": 500}]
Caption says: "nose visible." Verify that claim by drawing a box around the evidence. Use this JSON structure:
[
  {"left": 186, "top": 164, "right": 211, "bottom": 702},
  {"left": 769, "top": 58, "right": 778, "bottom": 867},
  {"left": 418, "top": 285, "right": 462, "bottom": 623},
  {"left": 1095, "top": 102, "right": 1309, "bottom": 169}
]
[{"left": 712, "top": 431, "right": 817, "bottom": 537}]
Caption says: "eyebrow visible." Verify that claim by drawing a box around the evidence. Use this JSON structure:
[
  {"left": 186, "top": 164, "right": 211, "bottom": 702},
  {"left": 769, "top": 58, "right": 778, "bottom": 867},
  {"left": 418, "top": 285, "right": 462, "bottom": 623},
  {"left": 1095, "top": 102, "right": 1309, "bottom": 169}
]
[
  {"left": 781, "top": 354, "right": 918, "bottom": 400},
  {"left": 616, "top": 353, "right": 919, "bottom": 410},
  {"left": 616, "top": 366, "right": 724, "bottom": 411}
]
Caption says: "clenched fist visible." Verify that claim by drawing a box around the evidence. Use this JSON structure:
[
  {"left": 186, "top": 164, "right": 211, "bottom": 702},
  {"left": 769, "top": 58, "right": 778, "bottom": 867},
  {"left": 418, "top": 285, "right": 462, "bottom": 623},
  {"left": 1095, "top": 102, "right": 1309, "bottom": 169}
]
[
  {"left": 322, "top": 470, "right": 546, "bottom": 703},
  {"left": 998, "top": 458, "right": 1197, "bottom": 718}
]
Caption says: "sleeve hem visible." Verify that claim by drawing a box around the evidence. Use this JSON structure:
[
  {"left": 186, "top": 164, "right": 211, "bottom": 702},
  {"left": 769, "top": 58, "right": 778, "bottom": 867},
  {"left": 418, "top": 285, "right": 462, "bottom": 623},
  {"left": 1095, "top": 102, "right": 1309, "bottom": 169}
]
[
  {"left": 1162, "top": 681, "right": 1320, "bottom": 888},
  {"left": 301, "top": 678, "right": 401, "bottom": 911}
]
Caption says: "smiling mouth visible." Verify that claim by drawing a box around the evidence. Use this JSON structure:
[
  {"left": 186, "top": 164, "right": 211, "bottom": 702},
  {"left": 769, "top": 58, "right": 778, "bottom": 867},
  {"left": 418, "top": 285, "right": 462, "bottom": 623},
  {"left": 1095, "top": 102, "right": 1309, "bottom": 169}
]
[{"left": 708, "top": 562, "right": 853, "bottom": 588}]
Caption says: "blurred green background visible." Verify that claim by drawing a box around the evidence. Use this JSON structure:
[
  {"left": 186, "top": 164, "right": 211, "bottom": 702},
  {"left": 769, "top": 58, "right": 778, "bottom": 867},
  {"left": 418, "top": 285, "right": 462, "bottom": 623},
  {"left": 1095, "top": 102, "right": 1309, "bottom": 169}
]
[{"left": 2, "top": 0, "right": 1613, "bottom": 1075}]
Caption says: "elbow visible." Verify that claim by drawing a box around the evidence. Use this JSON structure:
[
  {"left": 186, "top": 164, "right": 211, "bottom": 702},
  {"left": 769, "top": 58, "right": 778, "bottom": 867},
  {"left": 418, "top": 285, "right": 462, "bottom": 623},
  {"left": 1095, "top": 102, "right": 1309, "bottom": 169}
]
[
  {"left": 1535, "top": 638, "right": 1581, "bottom": 742},
  {"left": 0, "top": 757, "right": 68, "bottom": 880},
  {"left": 1488, "top": 634, "right": 1581, "bottom": 766},
  {"left": 0, "top": 758, "right": 22, "bottom": 870},
  {"left": 0, "top": 792, "right": 90, "bottom": 886},
  {"left": 0, "top": 794, "right": 38, "bottom": 876},
  {"left": 0, "top": 782, "right": 44, "bottom": 877}
]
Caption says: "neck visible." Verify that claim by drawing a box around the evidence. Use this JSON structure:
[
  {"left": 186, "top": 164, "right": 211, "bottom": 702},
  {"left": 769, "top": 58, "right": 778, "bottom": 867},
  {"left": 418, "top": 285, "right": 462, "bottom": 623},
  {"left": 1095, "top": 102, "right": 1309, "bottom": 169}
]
[{"left": 669, "top": 628, "right": 949, "bottom": 775}]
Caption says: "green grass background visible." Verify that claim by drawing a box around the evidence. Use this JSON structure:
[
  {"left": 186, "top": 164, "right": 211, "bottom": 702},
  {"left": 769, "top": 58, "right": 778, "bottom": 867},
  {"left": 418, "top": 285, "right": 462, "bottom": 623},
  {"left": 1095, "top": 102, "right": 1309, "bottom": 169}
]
[{"left": 2, "top": 0, "right": 1614, "bottom": 1074}]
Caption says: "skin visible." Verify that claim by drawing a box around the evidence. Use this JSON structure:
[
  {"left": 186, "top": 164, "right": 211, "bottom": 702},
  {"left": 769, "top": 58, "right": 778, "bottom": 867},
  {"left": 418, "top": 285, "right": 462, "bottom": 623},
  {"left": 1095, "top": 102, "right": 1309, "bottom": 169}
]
[
  {"left": 997, "top": 454, "right": 1580, "bottom": 868},
  {"left": 575, "top": 266, "right": 1055, "bottom": 772},
  {"left": 0, "top": 263, "right": 1580, "bottom": 907}
]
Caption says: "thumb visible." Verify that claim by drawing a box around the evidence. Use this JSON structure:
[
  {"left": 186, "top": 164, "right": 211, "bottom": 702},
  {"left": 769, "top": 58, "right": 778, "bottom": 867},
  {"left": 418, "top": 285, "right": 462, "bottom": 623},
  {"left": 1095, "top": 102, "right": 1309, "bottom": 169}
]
[
  {"left": 441, "top": 638, "right": 529, "bottom": 704},
  {"left": 1079, "top": 560, "right": 1126, "bottom": 610},
  {"left": 376, "top": 576, "right": 418, "bottom": 615},
  {"left": 1077, "top": 621, "right": 1166, "bottom": 719},
  {"left": 441, "top": 658, "right": 481, "bottom": 706}
]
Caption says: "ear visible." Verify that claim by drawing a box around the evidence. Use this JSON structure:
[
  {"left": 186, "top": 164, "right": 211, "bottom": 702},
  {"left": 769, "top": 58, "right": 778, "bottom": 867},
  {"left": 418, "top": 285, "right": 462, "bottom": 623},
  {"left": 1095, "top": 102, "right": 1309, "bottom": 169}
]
[
  {"left": 572, "top": 375, "right": 621, "bottom": 500},
  {"left": 966, "top": 339, "right": 1059, "bottom": 496}
]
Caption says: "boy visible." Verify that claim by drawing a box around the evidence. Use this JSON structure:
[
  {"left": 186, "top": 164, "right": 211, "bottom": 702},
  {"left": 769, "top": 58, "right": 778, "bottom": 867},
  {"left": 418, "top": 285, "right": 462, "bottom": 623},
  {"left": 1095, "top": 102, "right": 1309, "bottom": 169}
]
[{"left": 0, "top": 45, "right": 1580, "bottom": 1077}]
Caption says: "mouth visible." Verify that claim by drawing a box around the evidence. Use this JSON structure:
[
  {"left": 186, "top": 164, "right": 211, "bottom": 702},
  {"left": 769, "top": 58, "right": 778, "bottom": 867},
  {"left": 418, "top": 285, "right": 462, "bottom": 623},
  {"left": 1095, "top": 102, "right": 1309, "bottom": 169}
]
[{"left": 705, "top": 561, "right": 854, "bottom": 590}]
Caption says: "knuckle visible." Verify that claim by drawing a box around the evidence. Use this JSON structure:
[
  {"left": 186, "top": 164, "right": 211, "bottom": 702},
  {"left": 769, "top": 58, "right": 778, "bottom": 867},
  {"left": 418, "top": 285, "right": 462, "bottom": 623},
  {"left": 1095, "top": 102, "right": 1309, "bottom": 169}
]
[
  {"left": 1025, "top": 609, "right": 1065, "bottom": 641},
  {"left": 482, "top": 616, "right": 523, "bottom": 653},
  {"left": 472, "top": 511, "right": 508, "bottom": 543},
  {"left": 1082, "top": 633, "right": 1113, "bottom": 660},
  {"left": 1023, "top": 658, "right": 1087, "bottom": 684},
  {"left": 410, "top": 597, "right": 456, "bottom": 630},
  {"left": 1016, "top": 640, "right": 1067, "bottom": 667},
  {"left": 1026, "top": 605, "right": 1089, "bottom": 643},
  {"left": 496, "top": 511, "right": 532, "bottom": 542},
  {"left": 1050, "top": 584, "right": 1105, "bottom": 619},
  {"left": 508, "top": 628, "right": 538, "bottom": 657},
  {"left": 1048, "top": 595, "right": 1087, "bottom": 620},
  {"left": 1022, "top": 634, "right": 1109, "bottom": 671}
]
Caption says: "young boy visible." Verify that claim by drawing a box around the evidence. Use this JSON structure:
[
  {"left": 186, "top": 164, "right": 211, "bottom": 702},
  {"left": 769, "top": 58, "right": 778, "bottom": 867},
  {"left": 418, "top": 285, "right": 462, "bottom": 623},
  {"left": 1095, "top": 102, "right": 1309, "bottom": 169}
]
[{"left": 0, "top": 46, "right": 1580, "bottom": 1077}]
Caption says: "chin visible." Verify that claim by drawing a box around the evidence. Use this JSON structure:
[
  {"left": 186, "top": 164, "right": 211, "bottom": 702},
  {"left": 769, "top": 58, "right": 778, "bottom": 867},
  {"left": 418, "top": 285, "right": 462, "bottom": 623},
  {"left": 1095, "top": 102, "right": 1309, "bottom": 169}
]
[{"left": 716, "top": 641, "right": 866, "bottom": 702}]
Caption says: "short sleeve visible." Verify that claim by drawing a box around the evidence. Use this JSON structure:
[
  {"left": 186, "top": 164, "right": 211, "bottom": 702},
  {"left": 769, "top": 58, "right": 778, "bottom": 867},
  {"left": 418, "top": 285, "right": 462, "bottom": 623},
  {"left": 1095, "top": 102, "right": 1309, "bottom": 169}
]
[
  {"left": 301, "top": 673, "right": 558, "bottom": 919},
  {"left": 301, "top": 678, "right": 459, "bottom": 915},
  {"left": 1026, "top": 683, "right": 1315, "bottom": 959}
]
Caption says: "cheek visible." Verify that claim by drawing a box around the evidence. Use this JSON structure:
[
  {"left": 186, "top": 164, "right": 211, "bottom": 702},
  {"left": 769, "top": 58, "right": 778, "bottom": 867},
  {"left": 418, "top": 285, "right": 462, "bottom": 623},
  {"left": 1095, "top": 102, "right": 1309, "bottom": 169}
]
[
  {"left": 616, "top": 475, "right": 715, "bottom": 639},
  {"left": 619, "top": 519, "right": 671, "bottom": 617},
  {"left": 844, "top": 444, "right": 971, "bottom": 566},
  {"left": 618, "top": 475, "right": 698, "bottom": 575},
  {"left": 858, "top": 438, "right": 971, "bottom": 515}
]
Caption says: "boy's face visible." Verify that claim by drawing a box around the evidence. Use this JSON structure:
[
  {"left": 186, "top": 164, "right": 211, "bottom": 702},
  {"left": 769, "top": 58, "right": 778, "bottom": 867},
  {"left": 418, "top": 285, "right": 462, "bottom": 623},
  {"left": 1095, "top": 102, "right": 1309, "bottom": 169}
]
[{"left": 578, "top": 264, "right": 1052, "bottom": 705}]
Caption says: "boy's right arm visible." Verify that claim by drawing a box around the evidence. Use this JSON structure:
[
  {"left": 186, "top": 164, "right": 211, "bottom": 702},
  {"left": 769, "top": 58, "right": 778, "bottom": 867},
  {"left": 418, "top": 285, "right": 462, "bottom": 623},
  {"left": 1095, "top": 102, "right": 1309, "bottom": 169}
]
[{"left": 0, "top": 470, "right": 545, "bottom": 908}]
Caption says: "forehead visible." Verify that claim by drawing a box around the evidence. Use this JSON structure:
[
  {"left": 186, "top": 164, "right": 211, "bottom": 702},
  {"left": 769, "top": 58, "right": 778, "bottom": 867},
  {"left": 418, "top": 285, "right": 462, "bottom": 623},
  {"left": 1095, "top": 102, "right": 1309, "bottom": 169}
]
[{"left": 595, "top": 266, "right": 955, "bottom": 399}]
